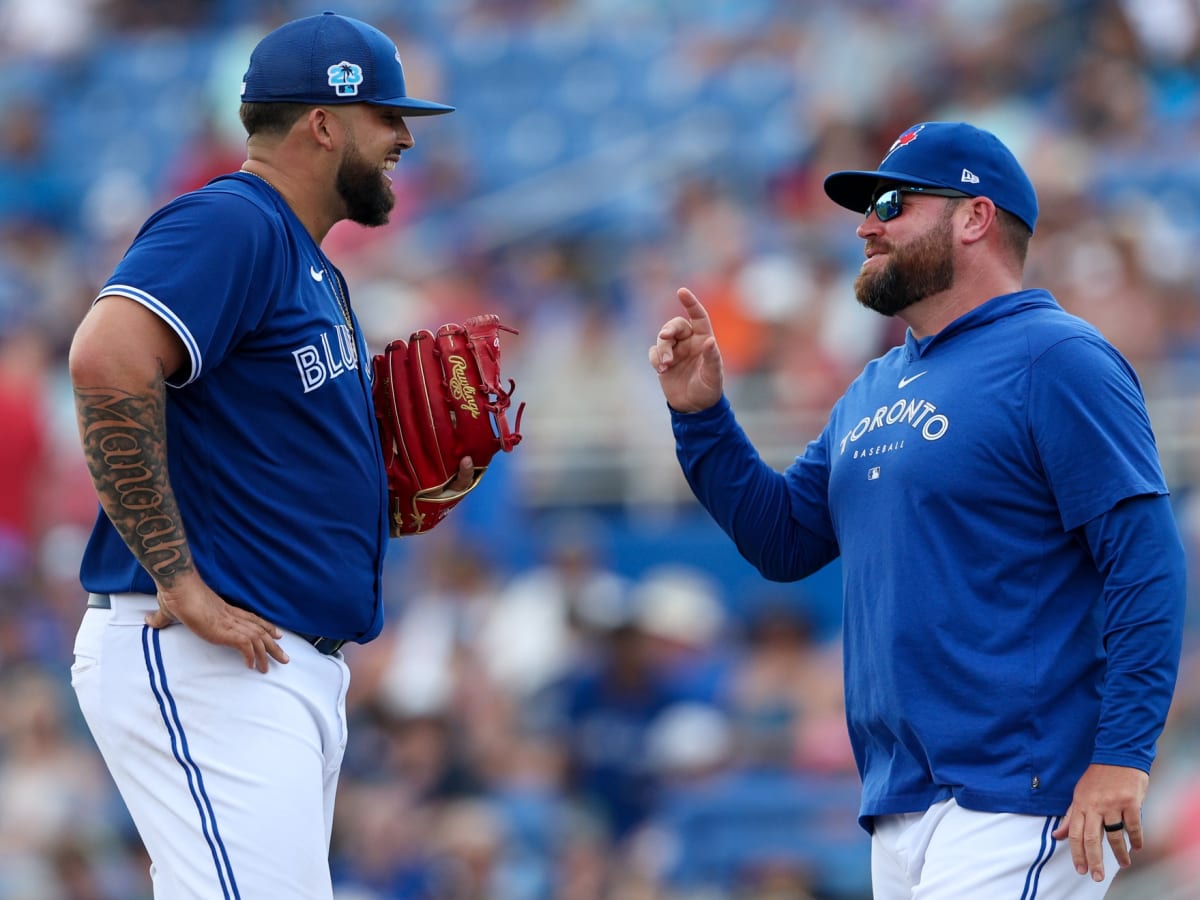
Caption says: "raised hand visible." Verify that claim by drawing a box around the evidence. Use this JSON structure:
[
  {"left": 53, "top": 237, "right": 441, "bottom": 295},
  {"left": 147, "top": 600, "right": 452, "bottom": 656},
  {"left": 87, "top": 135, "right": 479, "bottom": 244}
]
[{"left": 649, "top": 287, "right": 725, "bottom": 413}]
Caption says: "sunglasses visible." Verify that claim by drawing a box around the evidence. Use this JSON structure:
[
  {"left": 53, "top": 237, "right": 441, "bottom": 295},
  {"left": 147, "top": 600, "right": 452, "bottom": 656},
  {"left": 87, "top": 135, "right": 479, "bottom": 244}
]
[{"left": 867, "top": 186, "right": 973, "bottom": 222}]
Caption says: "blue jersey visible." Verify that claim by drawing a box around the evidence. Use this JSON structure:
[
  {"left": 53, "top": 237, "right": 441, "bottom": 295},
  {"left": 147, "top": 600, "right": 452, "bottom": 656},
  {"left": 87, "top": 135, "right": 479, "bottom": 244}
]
[
  {"left": 80, "top": 172, "right": 389, "bottom": 642},
  {"left": 673, "top": 289, "right": 1184, "bottom": 828}
]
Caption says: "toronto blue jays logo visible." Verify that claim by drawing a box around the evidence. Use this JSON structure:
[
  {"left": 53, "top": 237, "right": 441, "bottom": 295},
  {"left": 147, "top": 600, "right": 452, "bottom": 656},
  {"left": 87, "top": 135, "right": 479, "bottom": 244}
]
[
  {"left": 328, "top": 60, "right": 364, "bottom": 97},
  {"left": 882, "top": 124, "right": 925, "bottom": 161}
]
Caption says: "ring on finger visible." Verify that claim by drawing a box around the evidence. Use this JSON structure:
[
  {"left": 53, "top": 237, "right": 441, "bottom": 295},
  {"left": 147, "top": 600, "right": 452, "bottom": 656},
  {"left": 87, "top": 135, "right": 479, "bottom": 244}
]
[{"left": 1103, "top": 821, "right": 1125, "bottom": 833}]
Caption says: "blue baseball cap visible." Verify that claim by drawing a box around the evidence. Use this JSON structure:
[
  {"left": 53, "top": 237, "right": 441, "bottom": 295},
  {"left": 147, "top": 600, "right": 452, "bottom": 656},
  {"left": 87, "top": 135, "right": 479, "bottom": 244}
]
[
  {"left": 241, "top": 11, "right": 454, "bottom": 116},
  {"left": 824, "top": 122, "right": 1037, "bottom": 231}
]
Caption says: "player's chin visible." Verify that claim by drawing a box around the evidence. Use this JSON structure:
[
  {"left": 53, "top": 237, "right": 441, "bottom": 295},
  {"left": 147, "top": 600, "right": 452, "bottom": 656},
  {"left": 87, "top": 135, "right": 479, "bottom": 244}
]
[
  {"left": 370, "top": 181, "right": 399, "bottom": 221},
  {"left": 349, "top": 196, "right": 394, "bottom": 228}
]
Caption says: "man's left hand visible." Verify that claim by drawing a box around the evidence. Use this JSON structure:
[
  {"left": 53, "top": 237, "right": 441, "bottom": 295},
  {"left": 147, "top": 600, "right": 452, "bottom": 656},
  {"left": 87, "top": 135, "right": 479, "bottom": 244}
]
[{"left": 1052, "top": 763, "right": 1149, "bottom": 883}]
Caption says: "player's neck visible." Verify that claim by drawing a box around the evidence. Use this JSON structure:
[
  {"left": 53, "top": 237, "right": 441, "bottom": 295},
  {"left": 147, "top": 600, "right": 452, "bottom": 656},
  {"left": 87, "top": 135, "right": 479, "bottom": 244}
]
[
  {"left": 901, "top": 275, "right": 1024, "bottom": 338},
  {"left": 900, "top": 249, "right": 1024, "bottom": 338},
  {"left": 239, "top": 162, "right": 337, "bottom": 245}
]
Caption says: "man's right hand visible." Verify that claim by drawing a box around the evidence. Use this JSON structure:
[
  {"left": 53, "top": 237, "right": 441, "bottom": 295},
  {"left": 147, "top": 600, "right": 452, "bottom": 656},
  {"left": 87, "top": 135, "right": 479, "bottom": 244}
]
[
  {"left": 149, "top": 575, "right": 289, "bottom": 673},
  {"left": 649, "top": 287, "right": 725, "bottom": 413}
]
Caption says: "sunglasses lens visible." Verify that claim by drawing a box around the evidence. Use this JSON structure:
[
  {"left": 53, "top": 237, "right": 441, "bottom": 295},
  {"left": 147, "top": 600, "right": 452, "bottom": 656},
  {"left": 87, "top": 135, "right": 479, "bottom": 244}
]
[{"left": 871, "top": 189, "right": 902, "bottom": 222}]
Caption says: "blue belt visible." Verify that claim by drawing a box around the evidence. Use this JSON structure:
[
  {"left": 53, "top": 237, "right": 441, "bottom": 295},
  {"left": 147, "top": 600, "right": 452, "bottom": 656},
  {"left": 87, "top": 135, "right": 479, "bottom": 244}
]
[{"left": 86, "top": 593, "right": 347, "bottom": 656}]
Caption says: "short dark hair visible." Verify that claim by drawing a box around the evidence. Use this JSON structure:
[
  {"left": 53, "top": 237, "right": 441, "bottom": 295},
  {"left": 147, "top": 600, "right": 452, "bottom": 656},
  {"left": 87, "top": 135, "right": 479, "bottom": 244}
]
[
  {"left": 995, "top": 208, "right": 1032, "bottom": 266},
  {"left": 239, "top": 102, "right": 312, "bottom": 137}
]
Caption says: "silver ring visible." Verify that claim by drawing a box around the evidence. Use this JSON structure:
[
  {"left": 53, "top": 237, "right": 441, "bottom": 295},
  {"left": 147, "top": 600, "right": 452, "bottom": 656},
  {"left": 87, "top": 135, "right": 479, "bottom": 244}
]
[{"left": 1103, "top": 821, "right": 1125, "bottom": 833}]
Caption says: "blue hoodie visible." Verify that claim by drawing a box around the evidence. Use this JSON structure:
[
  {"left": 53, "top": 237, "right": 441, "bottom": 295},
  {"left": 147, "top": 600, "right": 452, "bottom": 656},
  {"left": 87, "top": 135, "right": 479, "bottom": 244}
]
[{"left": 672, "top": 289, "right": 1185, "bottom": 831}]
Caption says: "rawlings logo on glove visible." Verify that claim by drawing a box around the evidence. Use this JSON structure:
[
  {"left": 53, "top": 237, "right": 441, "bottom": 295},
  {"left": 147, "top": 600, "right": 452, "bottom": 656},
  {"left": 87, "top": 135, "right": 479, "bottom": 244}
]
[{"left": 372, "top": 315, "right": 524, "bottom": 536}]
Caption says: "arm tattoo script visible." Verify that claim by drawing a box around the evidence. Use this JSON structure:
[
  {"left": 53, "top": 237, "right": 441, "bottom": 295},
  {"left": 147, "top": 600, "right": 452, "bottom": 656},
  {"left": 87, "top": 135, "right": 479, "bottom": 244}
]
[{"left": 74, "top": 377, "right": 193, "bottom": 586}]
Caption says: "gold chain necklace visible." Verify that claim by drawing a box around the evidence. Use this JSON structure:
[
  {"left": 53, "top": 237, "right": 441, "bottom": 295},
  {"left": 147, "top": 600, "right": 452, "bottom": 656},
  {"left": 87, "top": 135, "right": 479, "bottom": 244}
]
[
  {"left": 240, "top": 168, "right": 354, "bottom": 335},
  {"left": 322, "top": 259, "right": 354, "bottom": 336}
]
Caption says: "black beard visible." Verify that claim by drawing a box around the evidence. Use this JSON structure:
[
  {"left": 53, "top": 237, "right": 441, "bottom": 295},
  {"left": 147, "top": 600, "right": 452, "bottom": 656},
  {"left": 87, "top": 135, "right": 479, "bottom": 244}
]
[
  {"left": 337, "top": 145, "right": 394, "bottom": 227},
  {"left": 854, "top": 212, "right": 955, "bottom": 317}
]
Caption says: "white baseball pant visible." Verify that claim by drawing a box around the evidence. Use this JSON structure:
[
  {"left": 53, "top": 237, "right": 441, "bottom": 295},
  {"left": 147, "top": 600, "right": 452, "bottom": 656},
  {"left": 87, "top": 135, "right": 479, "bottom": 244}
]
[
  {"left": 71, "top": 592, "right": 351, "bottom": 899},
  {"left": 872, "top": 797, "right": 1120, "bottom": 899}
]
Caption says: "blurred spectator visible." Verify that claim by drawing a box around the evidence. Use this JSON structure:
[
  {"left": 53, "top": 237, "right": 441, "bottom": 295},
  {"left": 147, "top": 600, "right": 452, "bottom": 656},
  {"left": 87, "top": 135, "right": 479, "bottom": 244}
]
[
  {"left": 628, "top": 563, "right": 734, "bottom": 705},
  {"left": 0, "top": 325, "right": 51, "bottom": 563},
  {"left": 668, "top": 178, "right": 777, "bottom": 382},
  {"left": 353, "top": 548, "right": 497, "bottom": 720},
  {"left": 423, "top": 797, "right": 509, "bottom": 899},
  {"left": 725, "top": 600, "right": 852, "bottom": 775},
  {"left": 0, "top": 668, "right": 140, "bottom": 897},
  {"left": 330, "top": 780, "right": 441, "bottom": 899},
  {"left": 0, "top": 0, "right": 97, "bottom": 63},
  {"left": 161, "top": 113, "right": 247, "bottom": 198},
  {"left": 630, "top": 698, "right": 869, "bottom": 898},
  {"left": 477, "top": 514, "right": 631, "bottom": 701},
  {"left": 544, "top": 605, "right": 684, "bottom": 842},
  {"left": 100, "top": 0, "right": 214, "bottom": 29}
]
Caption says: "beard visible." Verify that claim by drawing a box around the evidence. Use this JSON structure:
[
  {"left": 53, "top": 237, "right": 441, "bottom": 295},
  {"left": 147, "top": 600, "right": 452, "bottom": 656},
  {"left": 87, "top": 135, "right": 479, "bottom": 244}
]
[
  {"left": 337, "top": 139, "right": 394, "bottom": 227},
  {"left": 854, "top": 209, "right": 956, "bottom": 317}
]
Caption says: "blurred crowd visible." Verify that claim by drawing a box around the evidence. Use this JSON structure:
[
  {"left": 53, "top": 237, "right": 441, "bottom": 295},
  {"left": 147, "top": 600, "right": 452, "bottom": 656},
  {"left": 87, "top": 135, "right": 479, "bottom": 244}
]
[{"left": 3, "top": 0, "right": 1200, "bottom": 897}]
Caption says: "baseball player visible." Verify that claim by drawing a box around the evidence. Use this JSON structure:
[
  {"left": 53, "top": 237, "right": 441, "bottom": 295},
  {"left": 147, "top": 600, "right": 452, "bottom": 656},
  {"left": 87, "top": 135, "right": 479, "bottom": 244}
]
[
  {"left": 649, "top": 122, "right": 1185, "bottom": 898},
  {"left": 67, "top": 13, "right": 464, "bottom": 898}
]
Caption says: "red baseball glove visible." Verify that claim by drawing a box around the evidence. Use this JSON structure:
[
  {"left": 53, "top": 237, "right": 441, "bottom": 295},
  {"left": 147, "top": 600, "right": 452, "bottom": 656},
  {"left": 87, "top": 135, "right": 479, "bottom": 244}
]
[{"left": 372, "top": 315, "right": 524, "bottom": 536}]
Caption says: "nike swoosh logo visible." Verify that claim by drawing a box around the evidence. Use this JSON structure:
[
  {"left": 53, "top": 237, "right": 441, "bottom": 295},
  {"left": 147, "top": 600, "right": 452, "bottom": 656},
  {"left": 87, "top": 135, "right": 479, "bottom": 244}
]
[
  {"left": 309, "top": 265, "right": 324, "bottom": 282},
  {"left": 898, "top": 372, "right": 927, "bottom": 389}
]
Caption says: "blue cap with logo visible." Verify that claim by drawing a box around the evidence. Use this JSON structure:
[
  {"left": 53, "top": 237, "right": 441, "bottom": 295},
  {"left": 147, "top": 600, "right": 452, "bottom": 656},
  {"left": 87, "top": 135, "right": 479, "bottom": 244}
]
[
  {"left": 823, "top": 122, "right": 1037, "bottom": 231},
  {"left": 241, "top": 11, "right": 454, "bottom": 116}
]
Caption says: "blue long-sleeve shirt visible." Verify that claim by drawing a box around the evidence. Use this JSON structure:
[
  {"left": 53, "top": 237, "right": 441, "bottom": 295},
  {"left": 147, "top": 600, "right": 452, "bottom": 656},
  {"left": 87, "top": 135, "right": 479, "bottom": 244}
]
[{"left": 673, "top": 290, "right": 1185, "bottom": 831}]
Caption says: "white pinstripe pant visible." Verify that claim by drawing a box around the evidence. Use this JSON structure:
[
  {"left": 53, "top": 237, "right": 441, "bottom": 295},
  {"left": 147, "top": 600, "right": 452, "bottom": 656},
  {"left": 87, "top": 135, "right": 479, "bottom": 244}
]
[{"left": 71, "top": 593, "right": 351, "bottom": 899}]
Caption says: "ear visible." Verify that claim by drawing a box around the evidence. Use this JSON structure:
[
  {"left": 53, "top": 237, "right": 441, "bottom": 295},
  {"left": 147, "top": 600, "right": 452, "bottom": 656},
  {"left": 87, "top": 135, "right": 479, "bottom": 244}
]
[
  {"left": 959, "top": 196, "right": 997, "bottom": 246},
  {"left": 307, "top": 107, "right": 341, "bottom": 152}
]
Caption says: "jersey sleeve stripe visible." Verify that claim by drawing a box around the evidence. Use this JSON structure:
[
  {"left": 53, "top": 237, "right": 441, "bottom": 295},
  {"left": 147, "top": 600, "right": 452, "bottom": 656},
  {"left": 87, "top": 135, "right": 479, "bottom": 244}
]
[{"left": 96, "top": 285, "right": 204, "bottom": 385}]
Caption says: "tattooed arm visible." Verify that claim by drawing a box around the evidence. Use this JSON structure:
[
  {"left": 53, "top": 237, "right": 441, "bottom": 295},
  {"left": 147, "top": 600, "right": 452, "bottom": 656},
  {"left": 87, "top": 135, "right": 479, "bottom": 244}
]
[{"left": 69, "top": 297, "right": 288, "bottom": 671}]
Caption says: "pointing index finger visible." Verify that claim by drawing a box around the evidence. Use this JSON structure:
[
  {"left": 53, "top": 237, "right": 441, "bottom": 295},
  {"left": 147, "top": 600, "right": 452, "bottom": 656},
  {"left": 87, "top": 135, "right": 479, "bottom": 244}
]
[{"left": 676, "top": 287, "right": 710, "bottom": 327}]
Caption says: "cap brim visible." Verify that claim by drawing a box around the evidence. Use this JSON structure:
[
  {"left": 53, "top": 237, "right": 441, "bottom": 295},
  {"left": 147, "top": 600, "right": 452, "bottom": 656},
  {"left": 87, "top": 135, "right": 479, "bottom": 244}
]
[
  {"left": 372, "top": 96, "right": 455, "bottom": 116},
  {"left": 823, "top": 169, "right": 952, "bottom": 215}
]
